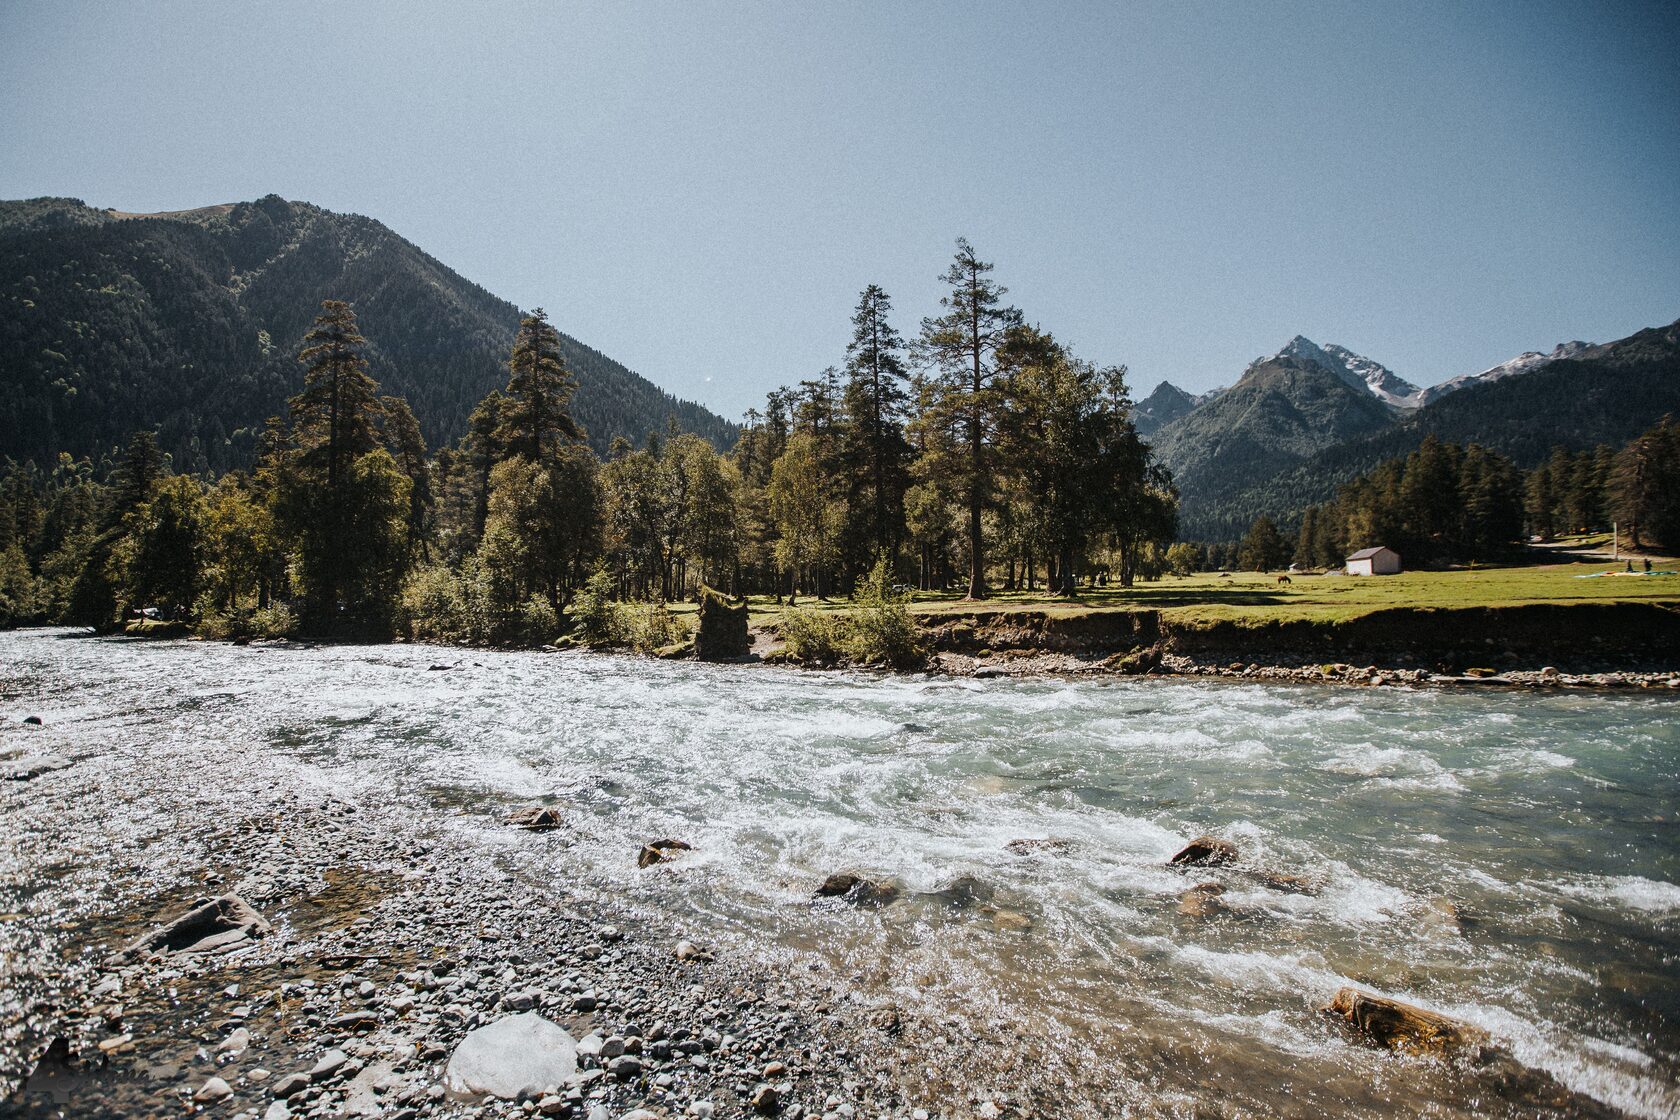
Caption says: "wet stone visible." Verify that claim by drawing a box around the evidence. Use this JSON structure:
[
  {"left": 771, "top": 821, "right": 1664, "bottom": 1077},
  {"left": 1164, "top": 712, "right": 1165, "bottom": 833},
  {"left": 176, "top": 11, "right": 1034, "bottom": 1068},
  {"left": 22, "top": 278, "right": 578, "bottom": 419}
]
[{"left": 1169, "top": 835, "right": 1239, "bottom": 868}]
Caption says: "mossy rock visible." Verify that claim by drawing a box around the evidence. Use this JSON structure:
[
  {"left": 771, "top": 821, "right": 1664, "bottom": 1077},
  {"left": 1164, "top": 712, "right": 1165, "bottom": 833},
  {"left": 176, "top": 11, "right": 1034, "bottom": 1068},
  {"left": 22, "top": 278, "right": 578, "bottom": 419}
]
[
  {"left": 760, "top": 648, "right": 794, "bottom": 665},
  {"left": 694, "top": 586, "right": 750, "bottom": 660},
  {"left": 124, "top": 619, "right": 191, "bottom": 638},
  {"left": 656, "top": 641, "right": 694, "bottom": 660}
]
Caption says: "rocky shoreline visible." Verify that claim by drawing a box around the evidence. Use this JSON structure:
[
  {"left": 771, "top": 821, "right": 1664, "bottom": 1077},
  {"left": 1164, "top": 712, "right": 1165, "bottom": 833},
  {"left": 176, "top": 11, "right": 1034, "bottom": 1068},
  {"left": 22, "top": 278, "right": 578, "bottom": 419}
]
[
  {"left": 1, "top": 756, "right": 926, "bottom": 1120},
  {"left": 928, "top": 648, "right": 1680, "bottom": 691}
]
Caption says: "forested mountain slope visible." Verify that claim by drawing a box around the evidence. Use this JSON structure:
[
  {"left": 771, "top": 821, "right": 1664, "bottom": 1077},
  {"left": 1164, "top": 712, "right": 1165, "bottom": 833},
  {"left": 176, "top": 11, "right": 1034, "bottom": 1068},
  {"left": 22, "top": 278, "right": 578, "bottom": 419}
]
[
  {"left": 0, "top": 195, "right": 735, "bottom": 471},
  {"left": 1150, "top": 353, "right": 1397, "bottom": 539},
  {"left": 1194, "top": 317, "right": 1680, "bottom": 540}
]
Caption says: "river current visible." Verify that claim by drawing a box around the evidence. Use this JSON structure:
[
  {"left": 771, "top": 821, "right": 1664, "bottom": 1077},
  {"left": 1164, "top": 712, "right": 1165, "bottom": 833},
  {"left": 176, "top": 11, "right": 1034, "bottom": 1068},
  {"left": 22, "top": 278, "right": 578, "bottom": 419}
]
[{"left": 2, "top": 631, "right": 1676, "bottom": 1117}]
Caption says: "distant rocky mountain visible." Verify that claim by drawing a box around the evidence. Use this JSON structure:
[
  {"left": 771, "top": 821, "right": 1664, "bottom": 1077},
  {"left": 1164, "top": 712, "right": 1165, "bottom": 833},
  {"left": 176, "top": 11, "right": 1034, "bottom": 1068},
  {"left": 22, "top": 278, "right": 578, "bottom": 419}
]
[
  {"left": 1133, "top": 380, "right": 1199, "bottom": 436},
  {"left": 1269, "top": 336, "right": 1422, "bottom": 410},
  {"left": 1179, "top": 318, "right": 1680, "bottom": 540},
  {"left": 1415, "top": 340, "right": 1593, "bottom": 406},
  {"left": 1149, "top": 343, "right": 1397, "bottom": 536},
  {"left": 0, "top": 195, "right": 736, "bottom": 472}
]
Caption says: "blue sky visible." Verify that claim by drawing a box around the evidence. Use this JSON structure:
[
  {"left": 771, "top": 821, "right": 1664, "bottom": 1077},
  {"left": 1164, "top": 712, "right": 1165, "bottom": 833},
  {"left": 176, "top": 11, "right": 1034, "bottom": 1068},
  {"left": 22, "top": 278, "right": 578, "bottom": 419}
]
[{"left": 3, "top": 1, "right": 1677, "bottom": 420}]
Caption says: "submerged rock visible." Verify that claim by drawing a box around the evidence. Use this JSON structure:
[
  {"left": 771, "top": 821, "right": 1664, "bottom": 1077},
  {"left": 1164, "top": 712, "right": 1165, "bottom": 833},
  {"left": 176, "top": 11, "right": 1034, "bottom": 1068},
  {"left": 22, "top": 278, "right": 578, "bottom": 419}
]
[
  {"left": 1323, "top": 987, "right": 1488, "bottom": 1056},
  {"left": 927, "top": 875, "right": 995, "bottom": 909},
  {"left": 3, "top": 753, "right": 71, "bottom": 781},
  {"left": 443, "top": 1013, "right": 578, "bottom": 1100},
  {"left": 638, "top": 838, "right": 693, "bottom": 868},
  {"left": 1004, "top": 837, "right": 1075, "bottom": 856},
  {"left": 122, "top": 894, "right": 271, "bottom": 957},
  {"left": 814, "top": 873, "right": 900, "bottom": 906},
  {"left": 1177, "top": 882, "right": 1227, "bottom": 918},
  {"left": 508, "top": 806, "right": 565, "bottom": 831},
  {"left": 1254, "top": 870, "right": 1318, "bottom": 895},
  {"left": 1169, "top": 835, "right": 1239, "bottom": 868}
]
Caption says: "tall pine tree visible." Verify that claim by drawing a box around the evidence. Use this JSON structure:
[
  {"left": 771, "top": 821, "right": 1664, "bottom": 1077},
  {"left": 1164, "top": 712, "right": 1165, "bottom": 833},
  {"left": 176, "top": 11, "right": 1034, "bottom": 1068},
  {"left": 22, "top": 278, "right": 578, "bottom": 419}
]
[
  {"left": 291, "top": 301, "right": 383, "bottom": 490},
  {"left": 918, "top": 240, "right": 1022, "bottom": 598},
  {"left": 842, "top": 284, "right": 912, "bottom": 565},
  {"left": 498, "top": 309, "right": 582, "bottom": 466}
]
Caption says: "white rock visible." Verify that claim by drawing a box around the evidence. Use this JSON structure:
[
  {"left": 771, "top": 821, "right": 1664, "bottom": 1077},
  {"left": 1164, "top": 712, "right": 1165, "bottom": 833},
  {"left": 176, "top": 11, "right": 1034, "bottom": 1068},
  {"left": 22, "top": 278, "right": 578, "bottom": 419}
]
[
  {"left": 263, "top": 1103, "right": 291, "bottom": 1120},
  {"left": 194, "top": 1076, "right": 233, "bottom": 1102},
  {"left": 218, "top": 1027, "right": 252, "bottom": 1054},
  {"left": 311, "top": 1048, "right": 349, "bottom": 1078},
  {"left": 443, "top": 1012, "right": 578, "bottom": 1100}
]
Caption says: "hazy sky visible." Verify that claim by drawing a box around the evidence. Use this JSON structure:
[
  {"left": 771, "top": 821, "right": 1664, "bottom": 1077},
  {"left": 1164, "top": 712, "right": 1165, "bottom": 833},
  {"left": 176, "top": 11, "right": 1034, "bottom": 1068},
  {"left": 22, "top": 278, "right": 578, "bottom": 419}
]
[{"left": 3, "top": 1, "right": 1677, "bottom": 419}]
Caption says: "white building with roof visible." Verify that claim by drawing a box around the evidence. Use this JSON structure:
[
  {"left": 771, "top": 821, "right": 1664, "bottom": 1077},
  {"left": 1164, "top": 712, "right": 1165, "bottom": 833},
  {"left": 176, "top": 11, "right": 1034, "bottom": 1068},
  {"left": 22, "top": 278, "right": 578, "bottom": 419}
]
[{"left": 1345, "top": 546, "right": 1401, "bottom": 575}]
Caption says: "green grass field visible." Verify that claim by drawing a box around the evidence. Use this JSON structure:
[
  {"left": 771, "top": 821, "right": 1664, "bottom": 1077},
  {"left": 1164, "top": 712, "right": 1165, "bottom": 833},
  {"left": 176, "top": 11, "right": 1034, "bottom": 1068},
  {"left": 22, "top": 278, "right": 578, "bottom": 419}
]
[{"left": 677, "top": 558, "right": 1680, "bottom": 630}]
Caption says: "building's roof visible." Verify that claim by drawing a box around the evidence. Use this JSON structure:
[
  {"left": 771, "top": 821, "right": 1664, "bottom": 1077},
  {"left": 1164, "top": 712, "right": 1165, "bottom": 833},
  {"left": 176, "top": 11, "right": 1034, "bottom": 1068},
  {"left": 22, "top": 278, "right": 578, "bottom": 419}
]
[{"left": 1346, "top": 546, "right": 1394, "bottom": 560}]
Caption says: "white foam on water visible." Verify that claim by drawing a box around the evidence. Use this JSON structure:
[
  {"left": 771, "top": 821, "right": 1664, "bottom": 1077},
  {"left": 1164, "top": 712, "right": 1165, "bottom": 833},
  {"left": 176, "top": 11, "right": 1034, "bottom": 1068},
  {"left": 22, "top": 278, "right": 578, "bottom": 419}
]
[
  {"left": 1556, "top": 874, "right": 1680, "bottom": 917},
  {"left": 1319, "top": 743, "right": 1466, "bottom": 791},
  {"left": 1164, "top": 941, "right": 1346, "bottom": 1002},
  {"left": 1445, "top": 1000, "right": 1679, "bottom": 1120}
]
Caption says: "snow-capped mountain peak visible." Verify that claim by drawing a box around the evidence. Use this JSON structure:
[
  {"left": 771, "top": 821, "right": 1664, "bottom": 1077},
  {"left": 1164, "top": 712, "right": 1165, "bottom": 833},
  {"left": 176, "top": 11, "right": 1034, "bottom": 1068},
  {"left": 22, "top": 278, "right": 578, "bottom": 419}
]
[
  {"left": 1416, "top": 340, "right": 1593, "bottom": 406},
  {"left": 1254, "top": 336, "right": 1422, "bottom": 409}
]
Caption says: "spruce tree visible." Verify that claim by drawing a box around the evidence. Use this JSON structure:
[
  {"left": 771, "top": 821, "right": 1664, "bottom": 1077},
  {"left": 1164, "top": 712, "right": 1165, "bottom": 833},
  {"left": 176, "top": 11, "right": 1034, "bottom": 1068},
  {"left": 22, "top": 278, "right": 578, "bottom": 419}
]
[
  {"left": 918, "top": 239, "right": 1022, "bottom": 598},
  {"left": 291, "top": 300, "right": 382, "bottom": 490},
  {"left": 843, "top": 285, "right": 911, "bottom": 564},
  {"left": 499, "top": 308, "right": 582, "bottom": 466}
]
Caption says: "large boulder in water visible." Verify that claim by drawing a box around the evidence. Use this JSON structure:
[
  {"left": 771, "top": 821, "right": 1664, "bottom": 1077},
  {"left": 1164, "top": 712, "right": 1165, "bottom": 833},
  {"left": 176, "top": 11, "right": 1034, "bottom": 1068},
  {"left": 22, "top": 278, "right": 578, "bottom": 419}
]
[
  {"left": 1323, "top": 987, "right": 1488, "bottom": 1056},
  {"left": 123, "top": 894, "right": 270, "bottom": 957},
  {"left": 694, "top": 587, "right": 749, "bottom": 660},
  {"left": 443, "top": 1013, "right": 578, "bottom": 1100},
  {"left": 1169, "top": 835, "right": 1239, "bottom": 867}
]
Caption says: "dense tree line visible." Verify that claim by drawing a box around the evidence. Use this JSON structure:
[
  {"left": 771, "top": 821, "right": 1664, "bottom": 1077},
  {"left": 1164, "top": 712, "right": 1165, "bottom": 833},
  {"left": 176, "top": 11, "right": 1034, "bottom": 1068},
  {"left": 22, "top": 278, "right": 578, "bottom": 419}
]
[
  {"left": 0, "top": 240, "right": 1180, "bottom": 636},
  {"left": 1210, "top": 424, "right": 1680, "bottom": 572}
]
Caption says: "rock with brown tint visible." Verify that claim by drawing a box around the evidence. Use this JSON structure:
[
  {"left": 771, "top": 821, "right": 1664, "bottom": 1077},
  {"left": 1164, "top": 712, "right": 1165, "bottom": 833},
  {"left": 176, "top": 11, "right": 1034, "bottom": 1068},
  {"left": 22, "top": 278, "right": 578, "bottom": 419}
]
[
  {"left": 507, "top": 806, "right": 565, "bottom": 831},
  {"left": 1323, "top": 987, "right": 1488, "bottom": 1056},
  {"left": 122, "top": 894, "right": 270, "bottom": 957},
  {"left": 815, "top": 873, "right": 900, "bottom": 906},
  {"left": 637, "top": 838, "right": 692, "bottom": 869},
  {"left": 1254, "top": 871, "right": 1318, "bottom": 895},
  {"left": 1177, "top": 882, "right": 1227, "bottom": 918},
  {"left": 1169, "top": 835, "right": 1238, "bottom": 867}
]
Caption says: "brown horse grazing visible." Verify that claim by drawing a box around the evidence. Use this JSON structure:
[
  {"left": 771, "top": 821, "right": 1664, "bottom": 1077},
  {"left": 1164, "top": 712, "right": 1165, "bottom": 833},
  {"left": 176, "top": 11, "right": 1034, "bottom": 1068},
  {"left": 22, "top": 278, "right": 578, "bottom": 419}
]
[{"left": 1276, "top": 575, "right": 1292, "bottom": 585}]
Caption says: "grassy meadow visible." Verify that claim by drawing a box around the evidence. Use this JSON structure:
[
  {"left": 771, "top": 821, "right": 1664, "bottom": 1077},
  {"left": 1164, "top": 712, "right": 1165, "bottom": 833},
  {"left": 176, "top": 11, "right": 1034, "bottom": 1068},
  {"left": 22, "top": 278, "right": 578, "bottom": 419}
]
[{"left": 670, "top": 557, "right": 1680, "bottom": 631}]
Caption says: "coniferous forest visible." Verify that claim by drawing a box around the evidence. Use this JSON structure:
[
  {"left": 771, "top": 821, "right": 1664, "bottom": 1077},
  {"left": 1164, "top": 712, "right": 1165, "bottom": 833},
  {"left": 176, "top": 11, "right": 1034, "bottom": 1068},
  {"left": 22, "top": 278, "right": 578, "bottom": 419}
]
[
  {"left": 0, "top": 241, "right": 1179, "bottom": 639},
  {"left": 3, "top": 236, "right": 1678, "bottom": 643}
]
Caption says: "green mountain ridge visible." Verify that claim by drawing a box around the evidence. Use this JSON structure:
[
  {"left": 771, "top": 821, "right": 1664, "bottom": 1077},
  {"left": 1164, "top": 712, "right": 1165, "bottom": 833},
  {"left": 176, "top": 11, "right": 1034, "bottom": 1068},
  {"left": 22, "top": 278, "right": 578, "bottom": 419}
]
[
  {"left": 1165, "top": 317, "right": 1680, "bottom": 540},
  {"left": 1149, "top": 354, "right": 1396, "bottom": 536},
  {"left": 0, "top": 195, "right": 736, "bottom": 472}
]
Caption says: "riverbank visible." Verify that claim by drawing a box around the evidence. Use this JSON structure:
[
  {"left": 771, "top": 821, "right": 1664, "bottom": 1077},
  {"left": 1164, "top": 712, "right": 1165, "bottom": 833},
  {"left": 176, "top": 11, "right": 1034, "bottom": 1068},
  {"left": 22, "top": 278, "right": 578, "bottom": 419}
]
[{"left": 1, "top": 715, "right": 913, "bottom": 1119}]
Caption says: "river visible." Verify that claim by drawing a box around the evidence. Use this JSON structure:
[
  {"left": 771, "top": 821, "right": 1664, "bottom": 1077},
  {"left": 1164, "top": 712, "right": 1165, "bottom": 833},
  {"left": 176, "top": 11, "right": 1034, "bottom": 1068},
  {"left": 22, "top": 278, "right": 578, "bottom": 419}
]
[{"left": 2, "top": 630, "right": 1676, "bottom": 1117}]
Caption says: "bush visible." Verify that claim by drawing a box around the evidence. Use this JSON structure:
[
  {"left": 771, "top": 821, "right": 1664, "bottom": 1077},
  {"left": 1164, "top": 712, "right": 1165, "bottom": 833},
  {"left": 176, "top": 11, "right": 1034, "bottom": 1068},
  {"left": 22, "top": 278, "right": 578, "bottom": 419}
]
[
  {"left": 195, "top": 609, "right": 237, "bottom": 640},
  {"left": 250, "top": 602, "right": 297, "bottom": 638},
  {"left": 843, "top": 555, "right": 925, "bottom": 668},
  {"left": 780, "top": 608, "right": 847, "bottom": 663},
  {"left": 518, "top": 595, "right": 559, "bottom": 644},
  {"left": 400, "top": 565, "right": 469, "bottom": 641},
  {"left": 623, "top": 600, "right": 690, "bottom": 654},
  {"left": 572, "top": 569, "right": 622, "bottom": 644}
]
